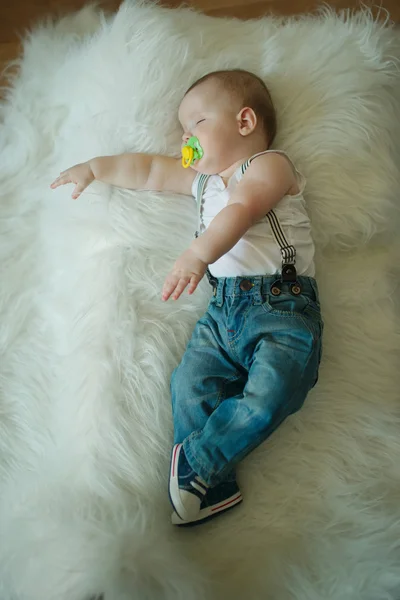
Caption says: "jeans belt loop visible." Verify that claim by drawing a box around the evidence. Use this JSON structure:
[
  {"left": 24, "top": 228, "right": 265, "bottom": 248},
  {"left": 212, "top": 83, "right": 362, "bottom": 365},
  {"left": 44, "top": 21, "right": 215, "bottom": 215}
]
[
  {"left": 253, "top": 278, "right": 263, "bottom": 305},
  {"left": 215, "top": 278, "right": 224, "bottom": 308}
]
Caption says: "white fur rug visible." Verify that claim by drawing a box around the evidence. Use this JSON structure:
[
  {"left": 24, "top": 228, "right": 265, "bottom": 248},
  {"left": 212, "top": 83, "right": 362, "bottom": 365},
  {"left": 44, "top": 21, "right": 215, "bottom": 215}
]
[{"left": 1, "top": 1, "right": 400, "bottom": 599}]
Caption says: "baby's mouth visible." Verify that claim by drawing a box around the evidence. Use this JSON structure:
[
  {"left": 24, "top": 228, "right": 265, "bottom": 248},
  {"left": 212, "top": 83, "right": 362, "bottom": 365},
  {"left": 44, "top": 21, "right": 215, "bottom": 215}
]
[{"left": 181, "top": 136, "right": 204, "bottom": 168}]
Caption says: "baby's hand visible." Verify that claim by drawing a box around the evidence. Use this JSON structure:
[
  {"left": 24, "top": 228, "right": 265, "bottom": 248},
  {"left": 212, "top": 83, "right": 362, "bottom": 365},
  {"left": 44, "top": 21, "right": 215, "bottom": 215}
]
[
  {"left": 50, "top": 162, "right": 94, "bottom": 199},
  {"left": 162, "top": 248, "right": 208, "bottom": 301}
]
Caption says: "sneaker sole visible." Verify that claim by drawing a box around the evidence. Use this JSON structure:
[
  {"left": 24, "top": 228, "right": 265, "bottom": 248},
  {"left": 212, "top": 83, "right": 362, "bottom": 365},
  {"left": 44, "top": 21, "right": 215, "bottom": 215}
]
[
  {"left": 171, "top": 491, "right": 243, "bottom": 527},
  {"left": 169, "top": 443, "right": 192, "bottom": 521}
]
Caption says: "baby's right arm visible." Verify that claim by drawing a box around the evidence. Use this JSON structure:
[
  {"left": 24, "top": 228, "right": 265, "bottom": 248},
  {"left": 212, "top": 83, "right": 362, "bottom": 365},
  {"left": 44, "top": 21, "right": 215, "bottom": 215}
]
[{"left": 50, "top": 153, "right": 196, "bottom": 199}]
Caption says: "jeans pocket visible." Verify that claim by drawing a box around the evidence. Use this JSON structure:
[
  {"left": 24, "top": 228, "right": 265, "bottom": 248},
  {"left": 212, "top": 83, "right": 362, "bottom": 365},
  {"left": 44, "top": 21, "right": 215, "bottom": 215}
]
[
  {"left": 302, "top": 307, "right": 323, "bottom": 346},
  {"left": 261, "top": 291, "right": 310, "bottom": 316}
]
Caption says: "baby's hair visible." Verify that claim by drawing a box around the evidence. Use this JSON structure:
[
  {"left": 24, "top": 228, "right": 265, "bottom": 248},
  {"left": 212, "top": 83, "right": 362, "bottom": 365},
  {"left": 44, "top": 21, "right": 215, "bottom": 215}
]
[{"left": 184, "top": 69, "right": 277, "bottom": 148}]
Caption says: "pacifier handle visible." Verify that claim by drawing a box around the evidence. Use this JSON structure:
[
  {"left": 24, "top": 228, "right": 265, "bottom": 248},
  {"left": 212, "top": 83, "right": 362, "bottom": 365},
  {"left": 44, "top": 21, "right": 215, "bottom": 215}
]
[{"left": 182, "top": 146, "right": 194, "bottom": 169}]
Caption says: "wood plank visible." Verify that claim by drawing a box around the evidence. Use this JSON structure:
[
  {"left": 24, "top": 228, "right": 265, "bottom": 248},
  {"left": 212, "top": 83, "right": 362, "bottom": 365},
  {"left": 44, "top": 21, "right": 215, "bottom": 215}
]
[
  {"left": 1, "top": 0, "right": 398, "bottom": 95},
  {"left": 162, "top": 0, "right": 400, "bottom": 19}
]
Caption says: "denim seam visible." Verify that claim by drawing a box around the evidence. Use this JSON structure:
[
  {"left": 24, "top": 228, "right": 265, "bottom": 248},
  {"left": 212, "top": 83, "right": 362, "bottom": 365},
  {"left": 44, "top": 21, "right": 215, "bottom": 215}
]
[
  {"left": 227, "top": 339, "right": 241, "bottom": 365},
  {"left": 228, "top": 302, "right": 253, "bottom": 344},
  {"left": 184, "top": 370, "right": 244, "bottom": 479},
  {"left": 299, "top": 313, "right": 322, "bottom": 344},
  {"left": 284, "top": 340, "right": 317, "bottom": 410},
  {"left": 212, "top": 373, "right": 243, "bottom": 412},
  {"left": 184, "top": 432, "right": 216, "bottom": 481},
  {"left": 212, "top": 384, "right": 225, "bottom": 413}
]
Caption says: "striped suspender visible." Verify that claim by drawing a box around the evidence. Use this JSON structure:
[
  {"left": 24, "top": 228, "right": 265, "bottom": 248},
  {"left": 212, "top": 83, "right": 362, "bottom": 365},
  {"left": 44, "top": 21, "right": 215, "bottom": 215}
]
[
  {"left": 195, "top": 173, "right": 210, "bottom": 238},
  {"left": 266, "top": 212, "right": 296, "bottom": 265},
  {"left": 194, "top": 173, "right": 217, "bottom": 286},
  {"left": 241, "top": 155, "right": 297, "bottom": 281},
  {"left": 194, "top": 161, "right": 298, "bottom": 284}
]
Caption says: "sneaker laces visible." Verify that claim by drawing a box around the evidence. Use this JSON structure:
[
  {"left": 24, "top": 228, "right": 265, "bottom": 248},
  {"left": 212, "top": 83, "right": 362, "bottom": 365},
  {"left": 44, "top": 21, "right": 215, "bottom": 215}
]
[{"left": 190, "top": 475, "right": 209, "bottom": 496}]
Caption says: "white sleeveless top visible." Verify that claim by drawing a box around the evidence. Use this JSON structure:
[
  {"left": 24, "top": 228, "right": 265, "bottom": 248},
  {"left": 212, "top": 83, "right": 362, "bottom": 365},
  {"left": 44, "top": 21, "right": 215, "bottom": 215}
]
[{"left": 192, "top": 150, "right": 315, "bottom": 278}]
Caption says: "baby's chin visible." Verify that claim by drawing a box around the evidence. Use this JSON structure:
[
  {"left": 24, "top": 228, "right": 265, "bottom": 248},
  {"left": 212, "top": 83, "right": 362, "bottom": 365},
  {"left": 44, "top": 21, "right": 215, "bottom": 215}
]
[{"left": 191, "top": 158, "right": 218, "bottom": 175}]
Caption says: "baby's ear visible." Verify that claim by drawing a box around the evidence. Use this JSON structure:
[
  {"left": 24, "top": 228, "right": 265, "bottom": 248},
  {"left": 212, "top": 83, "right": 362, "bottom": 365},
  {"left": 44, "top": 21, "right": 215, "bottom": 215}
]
[{"left": 237, "top": 107, "right": 257, "bottom": 137}]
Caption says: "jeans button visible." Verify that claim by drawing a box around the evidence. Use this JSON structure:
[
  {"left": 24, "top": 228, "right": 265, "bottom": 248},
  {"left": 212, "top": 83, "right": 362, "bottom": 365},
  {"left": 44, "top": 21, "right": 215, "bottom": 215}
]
[
  {"left": 239, "top": 279, "right": 253, "bottom": 291},
  {"left": 291, "top": 284, "right": 301, "bottom": 295},
  {"left": 271, "top": 286, "right": 281, "bottom": 296}
]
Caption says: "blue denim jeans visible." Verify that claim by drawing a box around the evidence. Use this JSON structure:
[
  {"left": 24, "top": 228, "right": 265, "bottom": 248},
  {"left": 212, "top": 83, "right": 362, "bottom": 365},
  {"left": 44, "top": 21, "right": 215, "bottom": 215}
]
[{"left": 171, "top": 275, "right": 323, "bottom": 487}]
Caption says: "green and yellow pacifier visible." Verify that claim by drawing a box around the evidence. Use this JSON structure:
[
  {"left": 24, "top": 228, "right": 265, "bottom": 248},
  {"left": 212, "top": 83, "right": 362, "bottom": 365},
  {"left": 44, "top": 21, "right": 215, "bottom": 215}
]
[{"left": 181, "top": 136, "right": 204, "bottom": 168}]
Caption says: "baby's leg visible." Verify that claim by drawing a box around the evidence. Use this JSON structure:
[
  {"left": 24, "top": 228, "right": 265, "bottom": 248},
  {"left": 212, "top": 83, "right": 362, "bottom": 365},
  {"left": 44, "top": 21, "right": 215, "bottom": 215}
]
[
  {"left": 169, "top": 310, "right": 245, "bottom": 521},
  {"left": 183, "top": 316, "right": 321, "bottom": 487},
  {"left": 171, "top": 312, "right": 246, "bottom": 445}
]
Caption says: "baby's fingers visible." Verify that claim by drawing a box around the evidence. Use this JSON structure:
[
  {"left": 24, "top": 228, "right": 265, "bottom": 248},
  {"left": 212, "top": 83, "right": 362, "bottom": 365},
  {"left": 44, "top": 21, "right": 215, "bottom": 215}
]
[
  {"left": 162, "top": 274, "right": 189, "bottom": 302},
  {"left": 71, "top": 183, "right": 87, "bottom": 200},
  {"left": 162, "top": 274, "right": 179, "bottom": 302},
  {"left": 50, "top": 172, "right": 71, "bottom": 189},
  {"left": 187, "top": 275, "right": 201, "bottom": 295},
  {"left": 171, "top": 278, "right": 189, "bottom": 301}
]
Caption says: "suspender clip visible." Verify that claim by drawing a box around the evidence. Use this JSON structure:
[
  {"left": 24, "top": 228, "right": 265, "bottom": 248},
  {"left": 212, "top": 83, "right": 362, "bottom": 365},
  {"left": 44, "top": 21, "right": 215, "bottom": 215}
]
[
  {"left": 206, "top": 268, "right": 218, "bottom": 290},
  {"left": 281, "top": 263, "right": 297, "bottom": 283}
]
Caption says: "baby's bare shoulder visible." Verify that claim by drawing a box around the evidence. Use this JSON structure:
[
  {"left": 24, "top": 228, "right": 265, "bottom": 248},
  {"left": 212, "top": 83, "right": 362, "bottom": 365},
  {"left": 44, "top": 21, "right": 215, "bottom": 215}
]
[{"left": 246, "top": 152, "right": 295, "bottom": 182}]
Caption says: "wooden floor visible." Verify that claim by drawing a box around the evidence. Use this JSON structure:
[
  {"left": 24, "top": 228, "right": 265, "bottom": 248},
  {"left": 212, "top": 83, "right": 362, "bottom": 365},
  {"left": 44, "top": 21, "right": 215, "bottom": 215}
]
[{"left": 1, "top": 0, "right": 399, "bottom": 91}]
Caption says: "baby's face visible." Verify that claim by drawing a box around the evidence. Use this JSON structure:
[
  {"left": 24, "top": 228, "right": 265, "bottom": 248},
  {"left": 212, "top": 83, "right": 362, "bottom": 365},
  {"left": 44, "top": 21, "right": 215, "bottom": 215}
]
[{"left": 178, "top": 80, "right": 243, "bottom": 174}]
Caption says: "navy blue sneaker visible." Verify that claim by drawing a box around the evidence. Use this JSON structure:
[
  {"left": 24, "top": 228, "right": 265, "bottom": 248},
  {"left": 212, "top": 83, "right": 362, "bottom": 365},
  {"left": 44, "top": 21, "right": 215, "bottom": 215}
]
[
  {"left": 169, "top": 443, "right": 209, "bottom": 521},
  {"left": 171, "top": 478, "right": 242, "bottom": 526}
]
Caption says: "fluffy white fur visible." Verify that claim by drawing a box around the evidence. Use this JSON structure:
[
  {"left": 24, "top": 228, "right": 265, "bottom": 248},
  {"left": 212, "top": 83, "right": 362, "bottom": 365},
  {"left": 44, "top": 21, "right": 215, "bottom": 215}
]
[{"left": 1, "top": 1, "right": 400, "bottom": 598}]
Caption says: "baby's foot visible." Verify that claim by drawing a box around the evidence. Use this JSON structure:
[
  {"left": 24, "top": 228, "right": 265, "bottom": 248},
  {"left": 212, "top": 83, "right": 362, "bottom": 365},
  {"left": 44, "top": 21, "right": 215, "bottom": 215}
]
[
  {"left": 171, "top": 479, "right": 242, "bottom": 526},
  {"left": 169, "top": 443, "right": 209, "bottom": 521}
]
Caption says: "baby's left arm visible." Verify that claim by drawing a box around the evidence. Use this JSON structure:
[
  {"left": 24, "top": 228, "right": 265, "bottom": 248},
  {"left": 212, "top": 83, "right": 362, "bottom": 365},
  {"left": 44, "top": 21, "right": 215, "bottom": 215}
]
[
  {"left": 162, "top": 152, "right": 296, "bottom": 301},
  {"left": 191, "top": 153, "right": 296, "bottom": 266}
]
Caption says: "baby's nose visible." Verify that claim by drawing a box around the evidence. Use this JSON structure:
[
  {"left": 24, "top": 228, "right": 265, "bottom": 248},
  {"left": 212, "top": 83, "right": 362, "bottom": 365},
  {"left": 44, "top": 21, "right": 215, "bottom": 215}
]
[{"left": 182, "top": 133, "right": 190, "bottom": 143}]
